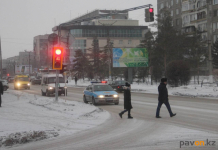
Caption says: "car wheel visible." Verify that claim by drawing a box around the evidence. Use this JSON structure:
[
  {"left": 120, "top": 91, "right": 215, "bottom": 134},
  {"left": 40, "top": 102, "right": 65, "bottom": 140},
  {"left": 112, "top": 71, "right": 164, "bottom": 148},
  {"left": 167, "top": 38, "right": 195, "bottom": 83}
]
[
  {"left": 41, "top": 90, "right": 45, "bottom": 96},
  {"left": 92, "top": 97, "right": 96, "bottom": 105},
  {"left": 46, "top": 90, "right": 50, "bottom": 97},
  {"left": 83, "top": 95, "right": 88, "bottom": 103},
  {"left": 115, "top": 102, "right": 119, "bottom": 105},
  {"left": 3, "top": 86, "right": 7, "bottom": 91}
]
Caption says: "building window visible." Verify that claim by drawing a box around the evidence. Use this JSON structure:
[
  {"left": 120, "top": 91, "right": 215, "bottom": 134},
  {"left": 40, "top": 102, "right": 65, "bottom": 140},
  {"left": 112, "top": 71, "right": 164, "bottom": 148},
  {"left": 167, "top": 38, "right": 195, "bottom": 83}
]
[
  {"left": 160, "top": 3, "right": 164, "bottom": 9},
  {"left": 119, "top": 40, "right": 123, "bottom": 44},
  {"left": 197, "top": 11, "right": 206, "bottom": 20},
  {"left": 214, "top": 10, "right": 218, "bottom": 17},
  {"left": 171, "top": 10, "right": 174, "bottom": 16},
  {"left": 176, "top": 19, "right": 179, "bottom": 26},
  {"left": 166, "top": 2, "right": 169, "bottom": 7},
  {"left": 214, "top": 35, "right": 218, "bottom": 43},
  {"left": 214, "top": 0, "right": 218, "bottom": 5},
  {"left": 171, "top": 0, "right": 173, "bottom": 6},
  {"left": 176, "top": 9, "right": 179, "bottom": 15},
  {"left": 176, "top": 0, "right": 178, "bottom": 4}
]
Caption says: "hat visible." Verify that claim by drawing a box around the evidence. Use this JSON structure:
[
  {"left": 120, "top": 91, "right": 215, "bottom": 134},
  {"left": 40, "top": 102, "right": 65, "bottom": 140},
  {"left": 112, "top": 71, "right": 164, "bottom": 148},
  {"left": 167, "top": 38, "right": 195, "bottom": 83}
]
[
  {"left": 125, "top": 82, "right": 130, "bottom": 87},
  {"left": 161, "top": 78, "right": 167, "bottom": 82}
]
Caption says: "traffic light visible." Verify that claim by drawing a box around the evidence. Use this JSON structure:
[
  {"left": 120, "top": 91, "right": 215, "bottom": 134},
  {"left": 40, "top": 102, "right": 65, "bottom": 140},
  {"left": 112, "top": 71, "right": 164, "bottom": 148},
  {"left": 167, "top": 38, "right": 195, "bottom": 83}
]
[
  {"left": 52, "top": 47, "right": 63, "bottom": 70},
  {"left": 7, "top": 74, "right": 9, "bottom": 76},
  {"left": 145, "top": 8, "right": 154, "bottom": 22}
]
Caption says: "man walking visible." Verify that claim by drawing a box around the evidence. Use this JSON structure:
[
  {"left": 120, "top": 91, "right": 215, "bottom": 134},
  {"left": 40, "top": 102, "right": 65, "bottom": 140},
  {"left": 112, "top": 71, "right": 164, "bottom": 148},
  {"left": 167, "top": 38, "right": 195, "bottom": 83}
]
[
  {"left": 156, "top": 78, "right": 176, "bottom": 118},
  {"left": 119, "top": 82, "right": 133, "bottom": 119},
  {"left": 75, "top": 76, "right": 77, "bottom": 85},
  {"left": 0, "top": 81, "right": 3, "bottom": 107}
]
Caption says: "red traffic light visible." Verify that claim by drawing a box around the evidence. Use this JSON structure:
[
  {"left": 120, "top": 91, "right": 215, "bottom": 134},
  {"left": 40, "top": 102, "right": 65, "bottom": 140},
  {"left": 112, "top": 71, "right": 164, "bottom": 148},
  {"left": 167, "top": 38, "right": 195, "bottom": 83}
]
[
  {"left": 55, "top": 49, "right": 62, "bottom": 55},
  {"left": 149, "top": 8, "right": 153, "bottom": 13},
  {"left": 52, "top": 47, "right": 63, "bottom": 70},
  {"left": 7, "top": 74, "right": 9, "bottom": 76},
  {"left": 101, "top": 81, "right": 107, "bottom": 83}
]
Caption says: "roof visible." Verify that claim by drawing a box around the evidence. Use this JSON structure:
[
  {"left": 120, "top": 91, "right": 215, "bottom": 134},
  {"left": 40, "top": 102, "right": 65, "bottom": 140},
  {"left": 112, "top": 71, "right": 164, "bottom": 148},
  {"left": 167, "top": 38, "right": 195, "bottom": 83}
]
[
  {"left": 42, "top": 74, "right": 63, "bottom": 78},
  {"left": 15, "top": 75, "right": 28, "bottom": 77}
]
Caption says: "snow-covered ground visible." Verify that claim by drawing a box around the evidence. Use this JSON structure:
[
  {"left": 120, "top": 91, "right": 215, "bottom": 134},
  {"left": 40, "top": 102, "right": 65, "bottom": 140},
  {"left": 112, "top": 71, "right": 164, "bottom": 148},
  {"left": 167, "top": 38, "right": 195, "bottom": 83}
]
[
  {"left": 0, "top": 90, "right": 110, "bottom": 148},
  {"left": 67, "top": 79, "right": 218, "bottom": 98}
]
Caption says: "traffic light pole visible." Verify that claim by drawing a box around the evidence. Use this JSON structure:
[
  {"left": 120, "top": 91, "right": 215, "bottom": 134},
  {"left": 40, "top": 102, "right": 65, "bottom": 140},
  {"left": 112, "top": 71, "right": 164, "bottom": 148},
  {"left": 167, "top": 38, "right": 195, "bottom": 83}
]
[{"left": 55, "top": 70, "right": 59, "bottom": 101}]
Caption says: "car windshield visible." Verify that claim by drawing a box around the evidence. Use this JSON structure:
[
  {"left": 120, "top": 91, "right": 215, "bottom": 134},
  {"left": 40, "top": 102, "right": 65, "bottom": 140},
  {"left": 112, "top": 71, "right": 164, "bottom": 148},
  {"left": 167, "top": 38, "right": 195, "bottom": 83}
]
[
  {"left": 115, "top": 81, "right": 126, "bottom": 85},
  {"left": 48, "top": 77, "right": 64, "bottom": 83},
  {"left": 93, "top": 85, "right": 113, "bottom": 91},
  {"left": 18, "top": 77, "right": 29, "bottom": 81}
]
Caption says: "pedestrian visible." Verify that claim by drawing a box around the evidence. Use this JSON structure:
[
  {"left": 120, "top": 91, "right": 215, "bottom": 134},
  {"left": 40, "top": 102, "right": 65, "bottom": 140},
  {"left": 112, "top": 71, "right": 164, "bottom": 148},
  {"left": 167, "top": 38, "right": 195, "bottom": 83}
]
[
  {"left": 0, "top": 81, "right": 3, "bottom": 107},
  {"left": 119, "top": 82, "right": 133, "bottom": 119},
  {"left": 75, "top": 76, "right": 77, "bottom": 85},
  {"left": 156, "top": 78, "right": 176, "bottom": 118}
]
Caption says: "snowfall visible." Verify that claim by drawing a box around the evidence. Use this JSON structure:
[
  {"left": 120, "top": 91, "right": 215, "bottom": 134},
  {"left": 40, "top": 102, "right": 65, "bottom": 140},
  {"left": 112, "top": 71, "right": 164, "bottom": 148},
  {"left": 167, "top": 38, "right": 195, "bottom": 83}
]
[{"left": 0, "top": 90, "right": 110, "bottom": 148}]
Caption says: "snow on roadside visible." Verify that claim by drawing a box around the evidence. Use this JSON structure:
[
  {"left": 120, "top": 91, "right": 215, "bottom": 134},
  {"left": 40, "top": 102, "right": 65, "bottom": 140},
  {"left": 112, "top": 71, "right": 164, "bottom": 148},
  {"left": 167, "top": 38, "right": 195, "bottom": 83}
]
[
  {"left": 67, "top": 79, "right": 218, "bottom": 98},
  {"left": 0, "top": 90, "right": 110, "bottom": 148}
]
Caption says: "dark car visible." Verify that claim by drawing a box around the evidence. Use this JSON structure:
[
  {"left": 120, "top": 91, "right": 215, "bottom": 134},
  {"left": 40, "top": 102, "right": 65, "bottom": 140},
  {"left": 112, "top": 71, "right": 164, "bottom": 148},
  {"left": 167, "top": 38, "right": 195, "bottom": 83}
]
[
  {"left": 8, "top": 78, "right": 14, "bottom": 83},
  {"left": 31, "top": 79, "right": 41, "bottom": 85},
  {"left": 109, "top": 80, "right": 128, "bottom": 93}
]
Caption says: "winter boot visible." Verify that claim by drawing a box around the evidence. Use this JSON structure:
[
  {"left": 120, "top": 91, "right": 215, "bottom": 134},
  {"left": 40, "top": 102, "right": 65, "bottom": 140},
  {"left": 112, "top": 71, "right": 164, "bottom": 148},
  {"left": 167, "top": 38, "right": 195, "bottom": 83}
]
[
  {"left": 156, "top": 116, "right": 161, "bottom": 118},
  {"left": 170, "top": 113, "right": 176, "bottom": 117},
  {"left": 128, "top": 114, "right": 133, "bottom": 119},
  {"left": 119, "top": 113, "right": 123, "bottom": 118}
]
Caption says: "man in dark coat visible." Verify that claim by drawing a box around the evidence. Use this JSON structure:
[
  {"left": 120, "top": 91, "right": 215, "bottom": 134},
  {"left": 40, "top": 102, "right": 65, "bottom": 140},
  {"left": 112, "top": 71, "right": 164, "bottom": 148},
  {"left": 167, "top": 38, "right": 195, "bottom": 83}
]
[
  {"left": 75, "top": 76, "right": 77, "bottom": 85},
  {"left": 0, "top": 81, "right": 3, "bottom": 107},
  {"left": 156, "top": 78, "right": 176, "bottom": 118},
  {"left": 119, "top": 82, "right": 133, "bottom": 119}
]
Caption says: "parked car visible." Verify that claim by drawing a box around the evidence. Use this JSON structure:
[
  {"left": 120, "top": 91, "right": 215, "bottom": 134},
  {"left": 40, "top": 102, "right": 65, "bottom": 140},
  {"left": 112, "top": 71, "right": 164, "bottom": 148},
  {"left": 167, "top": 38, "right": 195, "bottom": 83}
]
[
  {"left": 8, "top": 78, "right": 14, "bottom": 83},
  {"left": 31, "top": 78, "right": 41, "bottom": 85},
  {"left": 0, "top": 80, "right": 9, "bottom": 91},
  {"left": 83, "top": 81, "right": 119, "bottom": 105},
  {"left": 109, "top": 80, "right": 128, "bottom": 93}
]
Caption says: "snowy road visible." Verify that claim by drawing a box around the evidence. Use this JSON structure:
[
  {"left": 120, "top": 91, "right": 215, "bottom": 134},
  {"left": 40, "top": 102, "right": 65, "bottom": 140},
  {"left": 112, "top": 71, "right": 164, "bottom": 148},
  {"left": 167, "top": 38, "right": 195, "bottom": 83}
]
[{"left": 7, "top": 85, "right": 218, "bottom": 150}]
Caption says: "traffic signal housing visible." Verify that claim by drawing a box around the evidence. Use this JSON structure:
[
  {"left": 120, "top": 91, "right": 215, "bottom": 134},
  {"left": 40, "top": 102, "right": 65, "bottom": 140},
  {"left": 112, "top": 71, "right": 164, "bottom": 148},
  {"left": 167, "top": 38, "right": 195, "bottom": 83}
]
[
  {"left": 52, "top": 47, "right": 63, "bottom": 70},
  {"left": 145, "top": 8, "right": 154, "bottom": 22}
]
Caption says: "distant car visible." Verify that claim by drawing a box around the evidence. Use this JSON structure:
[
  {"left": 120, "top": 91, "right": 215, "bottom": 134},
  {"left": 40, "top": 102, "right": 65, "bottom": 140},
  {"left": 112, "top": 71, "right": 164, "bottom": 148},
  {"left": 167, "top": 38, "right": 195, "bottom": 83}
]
[
  {"left": 83, "top": 82, "right": 119, "bottom": 105},
  {"left": 8, "top": 78, "right": 14, "bottom": 83},
  {"left": 109, "top": 80, "right": 128, "bottom": 92},
  {"left": 31, "top": 79, "right": 41, "bottom": 85},
  {"left": 0, "top": 80, "right": 9, "bottom": 91},
  {"left": 29, "top": 76, "right": 36, "bottom": 82}
]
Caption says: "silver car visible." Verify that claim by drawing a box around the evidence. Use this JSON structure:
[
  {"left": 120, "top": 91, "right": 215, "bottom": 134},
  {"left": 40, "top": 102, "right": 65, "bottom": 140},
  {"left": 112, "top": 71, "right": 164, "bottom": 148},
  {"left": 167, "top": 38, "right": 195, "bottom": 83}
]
[{"left": 0, "top": 80, "right": 9, "bottom": 91}]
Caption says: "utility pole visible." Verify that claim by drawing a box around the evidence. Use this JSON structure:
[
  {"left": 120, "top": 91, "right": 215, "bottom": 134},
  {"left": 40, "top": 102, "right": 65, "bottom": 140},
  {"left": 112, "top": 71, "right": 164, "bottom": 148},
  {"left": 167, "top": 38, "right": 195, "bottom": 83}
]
[
  {"left": 207, "top": 1, "right": 213, "bottom": 83},
  {"left": 29, "top": 52, "right": 30, "bottom": 75}
]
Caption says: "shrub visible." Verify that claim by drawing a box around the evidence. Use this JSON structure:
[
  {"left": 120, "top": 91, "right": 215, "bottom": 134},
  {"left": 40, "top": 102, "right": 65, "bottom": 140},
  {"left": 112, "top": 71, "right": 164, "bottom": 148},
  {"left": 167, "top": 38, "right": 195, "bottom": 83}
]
[{"left": 166, "top": 60, "right": 191, "bottom": 87}]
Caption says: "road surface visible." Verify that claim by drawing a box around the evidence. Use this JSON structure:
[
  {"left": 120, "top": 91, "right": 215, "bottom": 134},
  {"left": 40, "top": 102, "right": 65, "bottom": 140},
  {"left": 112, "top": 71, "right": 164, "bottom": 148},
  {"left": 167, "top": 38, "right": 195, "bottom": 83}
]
[{"left": 8, "top": 84, "right": 218, "bottom": 150}]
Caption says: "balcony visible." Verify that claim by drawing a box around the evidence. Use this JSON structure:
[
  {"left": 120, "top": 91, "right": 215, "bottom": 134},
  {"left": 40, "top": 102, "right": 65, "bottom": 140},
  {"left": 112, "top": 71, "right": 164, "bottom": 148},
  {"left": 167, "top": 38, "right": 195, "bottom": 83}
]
[{"left": 190, "top": 18, "right": 207, "bottom": 24}]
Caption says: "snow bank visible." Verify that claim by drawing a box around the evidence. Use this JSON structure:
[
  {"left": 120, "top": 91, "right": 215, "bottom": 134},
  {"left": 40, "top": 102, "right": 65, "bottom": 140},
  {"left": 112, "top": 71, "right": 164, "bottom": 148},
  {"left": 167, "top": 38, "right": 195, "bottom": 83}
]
[
  {"left": 0, "top": 90, "right": 110, "bottom": 148},
  {"left": 68, "top": 79, "right": 218, "bottom": 98}
]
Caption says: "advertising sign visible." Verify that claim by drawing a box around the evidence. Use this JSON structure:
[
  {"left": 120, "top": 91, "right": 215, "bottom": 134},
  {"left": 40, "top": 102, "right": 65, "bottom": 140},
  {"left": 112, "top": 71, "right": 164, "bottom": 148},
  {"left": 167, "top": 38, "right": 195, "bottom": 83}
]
[
  {"left": 15, "top": 65, "right": 32, "bottom": 75},
  {"left": 113, "top": 48, "right": 148, "bottom": 67}
]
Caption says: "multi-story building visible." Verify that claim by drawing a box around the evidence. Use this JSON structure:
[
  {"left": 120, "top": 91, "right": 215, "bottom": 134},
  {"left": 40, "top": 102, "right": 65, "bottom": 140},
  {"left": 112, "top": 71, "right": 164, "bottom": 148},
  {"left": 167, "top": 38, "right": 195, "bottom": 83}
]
[
  {"left": 52, "top": 9, "right": 149, "bottom": 65},
  {"left": 33, "top": 34, "right": 49, "bottom": 69},
  {"left": 18, "top": 51, "right": 34, "bottom": 66},
  {"left": 157, "top": 0, "right": 182, "bottom": 30}
]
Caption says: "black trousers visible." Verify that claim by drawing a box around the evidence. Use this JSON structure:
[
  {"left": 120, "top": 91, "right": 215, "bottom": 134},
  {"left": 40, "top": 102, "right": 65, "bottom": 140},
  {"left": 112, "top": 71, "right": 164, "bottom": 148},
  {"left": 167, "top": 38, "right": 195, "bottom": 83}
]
[
  {"left": 120, "top": 109, "right": 131, "bottom": 115},
  {"left": 156, "top": 101, "right": 173, "bottom": 117}
]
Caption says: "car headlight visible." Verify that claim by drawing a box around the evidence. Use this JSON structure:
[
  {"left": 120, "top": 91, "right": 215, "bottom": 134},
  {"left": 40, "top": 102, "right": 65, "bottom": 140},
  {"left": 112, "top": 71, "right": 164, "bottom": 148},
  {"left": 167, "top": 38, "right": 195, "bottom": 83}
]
[
  {"left": 64, "top": 86, "right": 67, "bottom": 89},
  {"left": 113, "top": 95, "right": 118, "bottom": 98},
  {"left": 49, "top": 87, "right": 53, "bottom": 90},
  {"left": 98, "top": 95, "right": 105, "bottom": 98},
  {"left": 28, "top": 83, "right": 30, "bottom": 86},
  {"left": 17, "top": 83, "right": 20, "bottom": 86}
]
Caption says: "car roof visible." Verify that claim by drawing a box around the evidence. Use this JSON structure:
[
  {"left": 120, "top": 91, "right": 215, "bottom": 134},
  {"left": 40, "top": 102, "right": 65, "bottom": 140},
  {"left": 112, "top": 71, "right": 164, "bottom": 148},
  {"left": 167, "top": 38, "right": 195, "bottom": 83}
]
[{"left": 42, "top": 74, "right": 63, "bottom": 78}]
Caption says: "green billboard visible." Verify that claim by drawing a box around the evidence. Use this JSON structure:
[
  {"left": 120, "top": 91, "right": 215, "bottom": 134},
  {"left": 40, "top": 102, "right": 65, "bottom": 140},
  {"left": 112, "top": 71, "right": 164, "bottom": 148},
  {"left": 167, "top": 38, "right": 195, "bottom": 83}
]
[{"left": 113, "top": 48, "right": 148, "bottom": 67}]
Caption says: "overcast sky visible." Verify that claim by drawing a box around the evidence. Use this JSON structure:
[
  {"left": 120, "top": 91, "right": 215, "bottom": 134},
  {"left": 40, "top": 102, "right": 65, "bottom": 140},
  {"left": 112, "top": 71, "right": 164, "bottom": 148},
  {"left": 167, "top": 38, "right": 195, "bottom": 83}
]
[{"left": 0, "top": 0, "right": 157, "bottom": 59}]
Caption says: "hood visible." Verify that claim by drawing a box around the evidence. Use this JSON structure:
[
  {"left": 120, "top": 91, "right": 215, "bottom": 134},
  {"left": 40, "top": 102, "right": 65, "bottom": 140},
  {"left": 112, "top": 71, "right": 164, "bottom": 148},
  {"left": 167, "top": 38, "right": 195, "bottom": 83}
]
[
  {"left": 47, "top": 83, "right": 67, "bottom": 87},
  {"left": 94, "top": 91, "right": 118, "bottom": 95}
]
